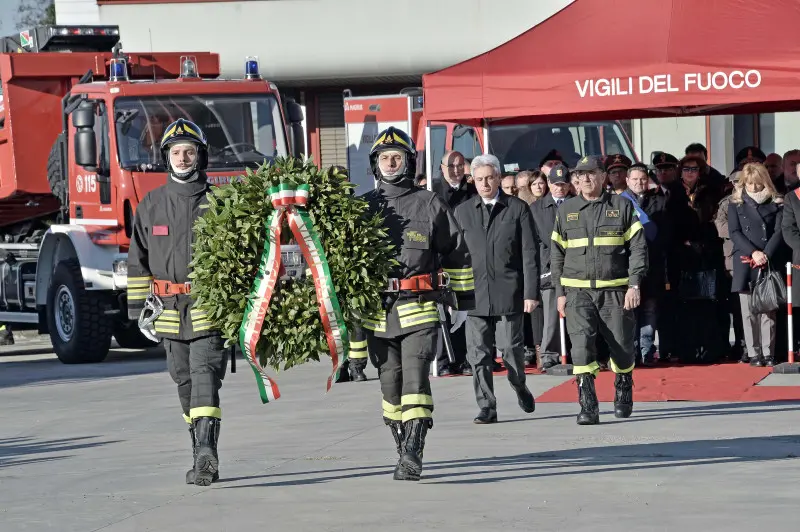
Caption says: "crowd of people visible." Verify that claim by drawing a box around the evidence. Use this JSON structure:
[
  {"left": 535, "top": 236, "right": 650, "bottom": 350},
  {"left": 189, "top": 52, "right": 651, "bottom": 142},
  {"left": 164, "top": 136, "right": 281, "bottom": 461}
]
[{"left": 401, "top": 143, "right": 800, "bottom": 379}]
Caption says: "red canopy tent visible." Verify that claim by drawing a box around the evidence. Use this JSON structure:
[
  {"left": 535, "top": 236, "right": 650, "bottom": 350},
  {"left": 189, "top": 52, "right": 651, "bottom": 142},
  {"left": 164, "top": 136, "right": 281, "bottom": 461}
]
[{"left": 422, "top": 0, "right": 800, "bottom": 124}]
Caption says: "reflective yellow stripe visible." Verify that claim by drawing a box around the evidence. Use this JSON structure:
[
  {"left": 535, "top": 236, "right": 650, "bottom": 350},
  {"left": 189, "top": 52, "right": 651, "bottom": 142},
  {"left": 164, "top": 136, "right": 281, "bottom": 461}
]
[
  {"left": 596, "top": 278, "right": 628, "bottom": 288},
  {"left": 565, "top": 238, "right": 589, "bottom": 248},
  {"left": 363, "top": 312, "right": 387, "bottom": 332},
  {"left": 561, "top": 278, "right": 592, "bottom": 288},
  {"left": 561, "top": 277, "right": 628, "bottom": 288},
  {"left": 450, "top": 279, "right": 475, "bottom": 291},
  {"left": 0, "top": 325, "right": 5, "bottom": 331},
  {"left": 594, "top": 236, "right": 625, "bottom": 246},
  {"left": 193, "top": 323, "right": 213, "bottom": 332},
  {"left": 443, "top": 267, "right": 472, "bottom": 277},
  {"left": 183, "top": 413, "right": 191, "bottom": 424},
  {"left": 401, "top": 394, "right": 433, "bottom": 406},
  {"left": 189, "top": 406, "right": 221, "bottom": 419},
  {"left": 625, "top": 221, "right": 642, "bottom": 240},
  {"left": 127, "top": 276, "right": 152, "bottom": 287},
  {"left": 155, "top": 326, "right": 179, "bottom": 333},
  {"left": 402, "top": 407, "right": 432, "bottom": 422},
  {"left": 573, "top": 362, "right": 600, "bottom": 376},
  {"left": 399, "top": 311, "right": 439, "bottom": 329},
  {"left": 382, "top": 401, "right": 402, "bottom": 420},
  {"left": 157, "top": 315, "right": 180, "bottom": 323},
  {"left": 610, "top": 359, "right": 635, "bottom": 374},
  {"left": 551, "top": 231, "right": 567, "bottom": 248},
  {"left": 350, "top": 340, "right": 368, "bottom": 349},
  {"left": 349, "top": 349, "right": 368, "bottom": 359},
  {"left": 127, "top": 289, "right": 149, "bottom": 301},
  {"left": 396, "top": 301, "right": 437, "bottom": 317}
]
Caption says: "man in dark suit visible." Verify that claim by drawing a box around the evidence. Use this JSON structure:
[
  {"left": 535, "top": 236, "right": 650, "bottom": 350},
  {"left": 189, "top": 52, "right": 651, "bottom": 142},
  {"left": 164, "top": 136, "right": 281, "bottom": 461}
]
[
  {"left": 530, "top": 163, "right": 574, "bottom": 370},
  {"left": 431, "top": 150, "right": 477, "bottom": 376},
  {"left": 454, "top": 154, "right": 539, "bottom": 424}
]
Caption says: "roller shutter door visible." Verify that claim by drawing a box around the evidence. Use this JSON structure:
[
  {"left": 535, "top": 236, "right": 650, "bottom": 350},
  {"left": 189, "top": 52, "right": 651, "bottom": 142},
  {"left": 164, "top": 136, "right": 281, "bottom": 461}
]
[{"left": 318, "top": 93, "right": 347, "bottom": 168}]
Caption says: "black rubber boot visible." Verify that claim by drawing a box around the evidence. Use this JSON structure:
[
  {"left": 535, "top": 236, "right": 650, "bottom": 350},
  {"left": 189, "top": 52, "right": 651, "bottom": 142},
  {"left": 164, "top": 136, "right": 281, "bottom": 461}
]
[
  {"left": 185, "top": 424, "right": 219, "bottom": 484},
  {"left": 394, "top": 419, "right": 432, "bottom": 481},
  {"left": 613, "top": 373, "right": 634, "bottom": 419},
  {"left": 576, "top": 373, "right": 600, "bottom": 425},
  {"left": 192, "top": 417, "right": 220, "bottom": 486},
  {"left": 350, "top": 360, "right": 367, "bottom": 382},
  {"left": 0, "top": 325, "right": 14, "bottom": 346},
  {"left": 387, "top": 420, "right": 404, "bottom": 457}
]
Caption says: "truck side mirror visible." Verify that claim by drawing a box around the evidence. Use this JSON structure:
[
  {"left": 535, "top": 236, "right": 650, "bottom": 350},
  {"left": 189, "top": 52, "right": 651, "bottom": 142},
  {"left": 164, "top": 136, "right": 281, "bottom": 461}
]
[
  {"left": 290, "top": 122, "right": 305, "bottom": 159},
  {"left": 287, "top": 100, "right": 304, "bottom": 124},
  {"left": 73, "top": 102, "right": 97, "bottom": 170}
]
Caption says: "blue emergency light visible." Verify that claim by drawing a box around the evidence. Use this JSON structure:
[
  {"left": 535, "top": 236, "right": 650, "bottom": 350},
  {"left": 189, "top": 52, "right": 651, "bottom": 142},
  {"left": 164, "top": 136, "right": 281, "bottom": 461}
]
[
  {"left": 109, "top": 59, "right": 128, "bottom": 82},
  {"left": 245, "top": 56, "right": 261, "bottom": 80}
]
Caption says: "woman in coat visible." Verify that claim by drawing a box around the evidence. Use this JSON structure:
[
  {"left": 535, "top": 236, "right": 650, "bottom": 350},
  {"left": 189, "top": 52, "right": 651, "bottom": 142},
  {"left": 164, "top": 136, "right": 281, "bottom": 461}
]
[{"left": 728, "top": 163, "right": 785, "bottom": 367}]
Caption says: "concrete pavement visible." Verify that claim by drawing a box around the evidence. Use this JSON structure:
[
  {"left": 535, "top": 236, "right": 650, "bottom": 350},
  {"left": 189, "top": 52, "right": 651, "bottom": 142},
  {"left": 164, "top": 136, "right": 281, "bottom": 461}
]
[{"left": 1, "top": 340, "right": 800, "bottom": 532}]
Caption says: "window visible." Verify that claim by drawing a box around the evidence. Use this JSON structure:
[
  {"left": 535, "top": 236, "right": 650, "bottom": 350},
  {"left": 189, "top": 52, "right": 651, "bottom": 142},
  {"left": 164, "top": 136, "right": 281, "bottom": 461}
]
[
  {"left": 452, "top": 126, "right": 481, "bottom": 159},
  {"left": 114, "top": 94, "right": 287, "bottom": 171},
  {"left": 428, "top": 125, "right": 446, "bottom": 178}
]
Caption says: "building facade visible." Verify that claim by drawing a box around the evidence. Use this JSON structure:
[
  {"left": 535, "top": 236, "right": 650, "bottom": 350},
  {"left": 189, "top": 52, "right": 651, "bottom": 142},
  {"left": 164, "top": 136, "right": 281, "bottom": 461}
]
[{"left": 52, "top": 0, "right": 800, "bottom": 174}]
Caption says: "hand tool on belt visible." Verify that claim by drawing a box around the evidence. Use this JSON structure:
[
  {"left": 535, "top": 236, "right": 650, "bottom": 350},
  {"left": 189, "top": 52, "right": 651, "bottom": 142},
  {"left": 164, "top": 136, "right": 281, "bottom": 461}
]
[{"left": 384, "top": 271, "right": 457, "bottom": 364}]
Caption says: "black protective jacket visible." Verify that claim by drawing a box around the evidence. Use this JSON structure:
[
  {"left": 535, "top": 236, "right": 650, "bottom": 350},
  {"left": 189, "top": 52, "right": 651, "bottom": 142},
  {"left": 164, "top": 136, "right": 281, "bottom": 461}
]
[
  {"left": 127, "top": 173, "right": 214, "bottom": 340},
  {"left": 361, "top": 179, "right": 475, "bottom": 338}
]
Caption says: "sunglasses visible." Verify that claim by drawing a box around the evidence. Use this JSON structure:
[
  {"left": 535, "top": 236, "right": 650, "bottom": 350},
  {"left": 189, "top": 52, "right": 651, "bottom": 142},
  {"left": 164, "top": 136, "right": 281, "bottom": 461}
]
[{"left": 681, "top": 167, "right": 700, "bottom": 173}]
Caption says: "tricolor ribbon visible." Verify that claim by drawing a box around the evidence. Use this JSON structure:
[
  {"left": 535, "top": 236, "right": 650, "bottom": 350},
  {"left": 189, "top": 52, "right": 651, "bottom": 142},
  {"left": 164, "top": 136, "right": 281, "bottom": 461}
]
[{"left": 238, "top": 182, "right": 350, "bottom": 403}]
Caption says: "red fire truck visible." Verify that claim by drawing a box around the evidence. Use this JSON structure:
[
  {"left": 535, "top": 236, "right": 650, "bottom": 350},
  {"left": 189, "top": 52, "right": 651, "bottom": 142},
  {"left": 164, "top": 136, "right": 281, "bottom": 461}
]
[
  {"left": 0, "top": 25, "right": 303, "bottom": 363},
  {"left": 343, "top": 89, "right": 638, "bottom": 186}
]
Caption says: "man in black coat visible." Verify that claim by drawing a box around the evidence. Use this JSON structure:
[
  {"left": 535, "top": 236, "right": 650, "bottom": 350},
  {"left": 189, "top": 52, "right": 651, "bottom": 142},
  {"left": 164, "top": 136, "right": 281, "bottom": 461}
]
[
  {"left": 454, "top": 154, "right": 539, "bottom": 424},
  {"left": 431, "top": 150, "right": 477, "bottom": 376},
  {"left": 530, "top": 163, "right": 574, "bottom": 370},
  {"left": 620, "top": 164, "right": 671, "bottom": 365}
]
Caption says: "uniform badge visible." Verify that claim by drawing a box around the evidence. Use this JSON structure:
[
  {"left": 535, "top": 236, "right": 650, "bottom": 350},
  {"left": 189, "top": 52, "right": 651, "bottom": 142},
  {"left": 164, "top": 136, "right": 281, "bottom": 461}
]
[
  {"left": 566, "top": 212, "right": 579, "bottom": 222},
  {"left": 153, "top": 225, "right": 169, "bottom": 236},
  {"left": 405, "top": 230, "right": 427, "bottom": 244},
  {"left": 605, "top": 209, "right": 620, "bottom": 218}
]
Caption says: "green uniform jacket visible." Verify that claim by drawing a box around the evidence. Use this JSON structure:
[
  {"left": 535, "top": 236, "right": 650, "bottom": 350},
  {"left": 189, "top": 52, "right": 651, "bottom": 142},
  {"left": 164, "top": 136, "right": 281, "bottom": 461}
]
[
  {"left": 550, "top": 191, "right": 648, "bottom": 297},
  {"left": 126, "top": 174, "right": 215, "bottom": 341}
]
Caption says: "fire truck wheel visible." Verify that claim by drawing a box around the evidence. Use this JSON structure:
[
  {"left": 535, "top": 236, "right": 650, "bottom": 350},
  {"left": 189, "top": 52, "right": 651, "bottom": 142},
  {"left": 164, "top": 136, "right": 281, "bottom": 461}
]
[
  {"left": 47, "top": 133, "right": 67, "bottom": 205},
  {"left": 113, "top": 320, "right": 159, "bottom": 349},
  {"left": 47, "top": 259, "right": 113, "bottom": 364}
]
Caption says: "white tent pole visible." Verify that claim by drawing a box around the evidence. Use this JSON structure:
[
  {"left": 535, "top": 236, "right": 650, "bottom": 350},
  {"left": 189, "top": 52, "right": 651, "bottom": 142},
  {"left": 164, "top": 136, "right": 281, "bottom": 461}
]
[{"left": 425, "top": 121, "right": 433, "bottom": 190}]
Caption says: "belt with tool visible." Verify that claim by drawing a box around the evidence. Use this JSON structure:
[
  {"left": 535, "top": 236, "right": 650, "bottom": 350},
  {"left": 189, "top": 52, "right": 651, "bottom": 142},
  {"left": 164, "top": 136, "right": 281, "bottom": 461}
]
[{"left": 385, "top": 271, "right": 450, "bottom": 293}]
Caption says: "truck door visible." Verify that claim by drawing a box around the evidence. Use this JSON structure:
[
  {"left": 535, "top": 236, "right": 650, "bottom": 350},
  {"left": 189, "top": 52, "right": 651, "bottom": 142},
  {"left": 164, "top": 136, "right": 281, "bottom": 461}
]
[{"left": 72, "top": 101, "right": 114, "bottom": 229}]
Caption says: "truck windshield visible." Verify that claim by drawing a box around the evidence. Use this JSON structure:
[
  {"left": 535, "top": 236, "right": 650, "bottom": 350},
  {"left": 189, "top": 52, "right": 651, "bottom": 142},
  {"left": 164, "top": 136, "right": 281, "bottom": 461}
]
[
  {"left": 488, "top": 121, "right": 635, "bottom": 171},
  {"left": 114, "top": 94, "right": 287, "bottom": 171}
]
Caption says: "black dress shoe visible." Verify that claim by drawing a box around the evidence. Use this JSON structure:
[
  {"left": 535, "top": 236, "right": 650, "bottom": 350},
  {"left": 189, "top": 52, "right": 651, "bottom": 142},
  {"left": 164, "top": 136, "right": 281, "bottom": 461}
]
[
  {"left": 473, "top": 408, "right": 498, "bottom": 424},
  {"left": 749, "top": 355, "right": 765, "bottom": 367},
  {"left": 460, "top": 363, "right": 473, "bottom": 376},
  {"left": 437, "top": 366, "right": 452, "bottom": 376},
  {"left": 541, "top": 358, "right": 559, "bottom": 371},
  {"left": 764, "top": 356, "right": 775, "bottom": 367},
  {"left": 516, "top": 387, "right": 535, "bottom": 413}
]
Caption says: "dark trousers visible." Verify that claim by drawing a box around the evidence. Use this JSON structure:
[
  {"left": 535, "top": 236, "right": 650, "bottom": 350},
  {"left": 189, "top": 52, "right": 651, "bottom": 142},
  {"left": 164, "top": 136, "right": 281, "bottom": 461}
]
[
  {"left": 367, "top": 328, "right": 437, "bottom": 424},
  {"left": 466, "top": 313, "right": 527, "bottom": 413},
  {"left": 565, "top": 289, "right": 635, "bottom": 375},
  {"left": 541, "top": 289, "right": 568, "bottom": 363},
  {"left": 435, "top": 313, "right": 467, "bottom": 372},
  {"left": 164, "top": 334, "right": 229, "bottom": 422},
  {"left": 342, "top": 324, "right": 369, "bottom": 375},
  {"left": 657, "top": 290, "right": 678, "bottom": 357}
]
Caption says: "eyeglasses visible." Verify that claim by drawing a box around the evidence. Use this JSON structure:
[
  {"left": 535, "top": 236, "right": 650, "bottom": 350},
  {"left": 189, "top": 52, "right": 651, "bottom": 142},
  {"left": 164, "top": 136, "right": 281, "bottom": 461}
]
[{"left": 681, "top": 167, "right": 700, "bottom": 173}]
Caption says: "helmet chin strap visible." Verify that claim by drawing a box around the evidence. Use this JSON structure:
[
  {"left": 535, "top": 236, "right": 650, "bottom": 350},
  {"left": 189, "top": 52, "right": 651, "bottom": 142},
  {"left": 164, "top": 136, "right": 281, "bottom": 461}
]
[{"left": 378, "top": 156, "right": 408, "bottom": 184}]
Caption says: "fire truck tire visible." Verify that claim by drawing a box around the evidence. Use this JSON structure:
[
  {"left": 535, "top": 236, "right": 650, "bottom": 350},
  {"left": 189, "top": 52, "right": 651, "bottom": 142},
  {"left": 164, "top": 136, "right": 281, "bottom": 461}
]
[
  {"left": 47, "top": 259, "right": 113, "bottom": 364},
  {"left": 47, "top": 134, "right": 67, "bottom": 205},
  {"left": 113, "top": 320, "right": 159, "bottom": 349}
]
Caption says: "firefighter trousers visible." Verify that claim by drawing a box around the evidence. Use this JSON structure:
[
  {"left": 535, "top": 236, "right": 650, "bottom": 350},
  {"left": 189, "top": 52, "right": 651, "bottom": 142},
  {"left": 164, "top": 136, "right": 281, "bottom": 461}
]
[
  {"left": 367, "top": 328, "right": 437, "bottom": 424},
  {"left": 565, "top": 288, "right": 635, "bottom": 375},
  {"left": 164, "top": 334, "right": 229, "bottom": 423}
]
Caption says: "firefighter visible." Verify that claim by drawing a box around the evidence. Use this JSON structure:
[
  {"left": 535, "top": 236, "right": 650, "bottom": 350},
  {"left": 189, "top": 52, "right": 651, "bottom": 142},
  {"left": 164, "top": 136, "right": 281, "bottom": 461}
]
[
  {"left": 362, "top": 126, "right": 475, "bottom": 481},
  {"left": 550, "top": 156, "right": 648, "bottom": 425},
  {"left": 127, "top": 118, "right": 228, "bottom": 486}
]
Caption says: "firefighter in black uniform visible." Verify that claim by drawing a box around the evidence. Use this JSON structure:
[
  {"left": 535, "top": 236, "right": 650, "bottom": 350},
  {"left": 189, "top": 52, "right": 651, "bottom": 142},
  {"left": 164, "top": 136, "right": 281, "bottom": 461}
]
[
  {"left": 362, "top": 127, "right": 475, "bottom": 481},
  {"left": 0, "top": 323, "right": 13, "bottom": 345},
  {"left": 550, "top": 156, "right": 648, "bottom": 425},
  {"left": 127, "top": 119, "right": 228, "bottom": 486}
]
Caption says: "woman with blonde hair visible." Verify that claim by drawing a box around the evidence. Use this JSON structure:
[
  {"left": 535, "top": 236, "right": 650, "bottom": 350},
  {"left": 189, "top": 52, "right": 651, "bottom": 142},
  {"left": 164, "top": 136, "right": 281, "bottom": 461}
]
[{"left": 728, "top": 163, "right": 786, "bottom": 366}]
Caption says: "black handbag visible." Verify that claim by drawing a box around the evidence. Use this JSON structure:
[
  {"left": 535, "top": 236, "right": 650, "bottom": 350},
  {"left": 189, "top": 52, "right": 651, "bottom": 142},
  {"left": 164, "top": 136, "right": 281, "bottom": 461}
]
[
  {"left": 749, "top": 263, "right": 786, "bottom": 315},
  {"left": 678, "top": 270, "right": 717, "bottom": 300}
]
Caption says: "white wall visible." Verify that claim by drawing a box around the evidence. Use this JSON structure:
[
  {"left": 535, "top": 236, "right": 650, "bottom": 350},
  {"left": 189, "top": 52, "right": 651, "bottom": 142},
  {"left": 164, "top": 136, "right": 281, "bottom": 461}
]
[
  {"left": 98, "top": 0, "right": 574, "bottom": 81},
  {"left": 55, "top": 0, "right": 100, "bottom": 25},
  {"left": 773, "top": 112, "right": 800, "bottom": 156},
  {"left": 634, "top": 116, "right": 707, "bottom": 165}
]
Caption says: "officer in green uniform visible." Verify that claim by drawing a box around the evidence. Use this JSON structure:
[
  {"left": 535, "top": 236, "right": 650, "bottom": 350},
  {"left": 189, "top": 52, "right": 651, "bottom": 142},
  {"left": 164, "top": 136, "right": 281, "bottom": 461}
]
[
  {"left": 127, "top": 119, "right": 228, "bottom": 486},
  {"left": 550, "top": 155, "right": 648, "bottom": 425},
  {"left": 361, "top": 127, "right": 475, "bottom": 481}
]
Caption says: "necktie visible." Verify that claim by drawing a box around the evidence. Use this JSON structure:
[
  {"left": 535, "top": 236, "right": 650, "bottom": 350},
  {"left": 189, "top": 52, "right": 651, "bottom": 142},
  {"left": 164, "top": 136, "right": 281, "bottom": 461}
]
[{"left": 486, "top": 203, "right": 493, "bottom": 214}]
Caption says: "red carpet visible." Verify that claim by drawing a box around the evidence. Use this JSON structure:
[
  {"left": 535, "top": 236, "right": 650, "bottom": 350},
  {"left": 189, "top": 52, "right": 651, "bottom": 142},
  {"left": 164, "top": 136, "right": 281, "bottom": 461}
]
[{"left": 535, "top": 363, "right": 800, "bottom": 403}]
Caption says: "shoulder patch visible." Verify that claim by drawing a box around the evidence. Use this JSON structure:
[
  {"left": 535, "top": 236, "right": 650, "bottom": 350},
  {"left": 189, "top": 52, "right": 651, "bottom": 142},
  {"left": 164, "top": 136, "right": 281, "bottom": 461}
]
[
  {"left": 405, "top": 230, "right": 428, "bottom": 244},
  {"left": 566, "top": 212, "right": 579, "bottom": 222},
  {"left": 605, "top": 209, "right": 620, "bottom": 218}
]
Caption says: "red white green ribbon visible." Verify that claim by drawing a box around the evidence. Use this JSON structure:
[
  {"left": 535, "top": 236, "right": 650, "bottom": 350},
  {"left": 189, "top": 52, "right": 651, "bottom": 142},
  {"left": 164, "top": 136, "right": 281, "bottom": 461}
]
[{"left": 238, "top": 183, "right": 349, "bottom": 403}]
